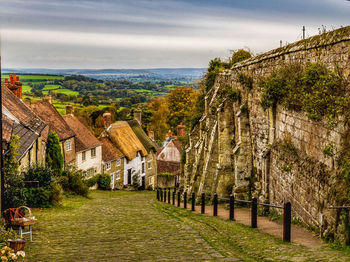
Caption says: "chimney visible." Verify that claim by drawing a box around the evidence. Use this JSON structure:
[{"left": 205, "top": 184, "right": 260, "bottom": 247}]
[
  {"left": 3, "top": 74, "right": 22, "bottom": 99},
  {"left": 43, "top": 95, "right": 52, "bottom": 104},
  {"left": 148, "top": 131, "right": 154, "bottom": 140},
  {"left": 177, "top": 122, "right": 186, "bottom": 137},
  {"left": 167, "top": 130, "right": 172, "bottom": 138},
  {"left": 103, "top": 112, "right": 112, "bottom": 128},
  {"left": 66, "top": 105, "right": 73, "bottom": 115},
  {"left": 134, "top": 109, "right": 142, "bottom": 126}
]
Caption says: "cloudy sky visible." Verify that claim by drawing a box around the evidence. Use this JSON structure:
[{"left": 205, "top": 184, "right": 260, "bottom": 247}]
[{"left": 0, "top": 0, "right": 349, "bottom": 69}]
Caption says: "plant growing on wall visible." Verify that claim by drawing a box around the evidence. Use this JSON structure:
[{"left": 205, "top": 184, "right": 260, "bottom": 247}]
[
  {"left": 3, "top": 135, "right": 26, "bottom": 209},
  {"left": 46, "top": 131, "right": 64, "bottom": 174}
]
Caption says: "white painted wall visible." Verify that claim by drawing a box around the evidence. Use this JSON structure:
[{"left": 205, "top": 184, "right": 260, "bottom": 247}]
[
  {"left": 76, "top": 145, "right": 102, "bottom": 177},
  {"left": 123, "top": 151, "right": 146, "bottom": 185}
]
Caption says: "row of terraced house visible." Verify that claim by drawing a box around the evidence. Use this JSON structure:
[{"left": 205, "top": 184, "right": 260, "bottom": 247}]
[{"left": 1, "top": 74, "right": 163, "bottom": 190}]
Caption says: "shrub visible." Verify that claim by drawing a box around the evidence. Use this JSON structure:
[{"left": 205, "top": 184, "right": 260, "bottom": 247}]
[
  {"left": 98, "top": 174, "right": 111, "bottom": 190},
  {"left": 0, "top": 221, "right": 18, "bottom": 248},
  {"left": 86, "top": 175, "right": 99, "bottom": 188},
  {"left": 23, "top": 187, "right": 54, "bottom": 208},
  {"left": 59, "top": 170, "right": 89, "bottom": 197},
  {"left": 23, "top": 164, "right": 54, "bottom": 188},
  {"left": 46, "top": 131, "right": 64, "bottom": 174}
]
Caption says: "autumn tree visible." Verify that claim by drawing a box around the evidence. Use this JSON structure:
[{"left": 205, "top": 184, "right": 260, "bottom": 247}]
[
  {"left": 148, "top": 98, "right": 170, "bottom": 141},
  {"left": 167, "top": 86, "right": 199, "bottom": 131}
]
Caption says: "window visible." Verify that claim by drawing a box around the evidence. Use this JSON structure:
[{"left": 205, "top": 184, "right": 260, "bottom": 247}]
[
  {"left": 66, "top": 140, "right": 72, "bottom": 151},
  {"left": 91, "top": 148, "right": 96, "bottom": 158},
  {"left": 116, "top": 158, "right": 121, "bottom": 167},
  {"left": 142, "top": 162, "right": 145, "bottom": 174},
  {"left": 86, "top": 168, "right": 94, "bottom": 178},
  {"left": 116, "top": 170, "right": 121, "bottom": 180},
  {"left": 106, "top": 162, "right": 111, "bottom": 170},
  {"left": 82, "top": 151, "right": 86, "bottom": 162},
  {"left": 147, "top": 161, "right": 152, "bottom": 169}
]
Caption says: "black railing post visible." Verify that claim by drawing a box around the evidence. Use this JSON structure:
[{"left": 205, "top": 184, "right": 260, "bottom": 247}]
[
  {"left": 177, "top": 191, "right": 181, "bottom": 207},
  {"left": 191, "top": 192, "right": 195, "bottom": 211},
  {"left": 213, "top": 193, "right": 218, "bottom": 216},
  {"left": 157, "top": 189, "right": 159, "bottom": 201},
  {"left": 251, "top": 197, "right": 257, "bottom": 228},
  {"left": 164, "top": 189, "right": 167, "bottom": 203},
  {"left": 201, "top": 193, "right": 205, "bottom": 214},
  {"left": 172, "top": 191, "right": 175, "bottom": 205},
  {"left": 283, "top": 202, "right": 291, "bottom": 242},
  {"left": 229, "top": 194, "right": 234, "bottom": 221},
  {"left": 168, "top": 189, "right": 171, "bottom": 204},
  {"left": 160, "top": 189, "right": 163, "bottom": 202},
  {"left": 184, "top": 192, "right": 187, "bottom": 209}
]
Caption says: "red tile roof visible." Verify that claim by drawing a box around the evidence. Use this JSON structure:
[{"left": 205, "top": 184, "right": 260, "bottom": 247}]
[
  {"left": 157, "top": 160, "right": 180, "bottom": 175},
  {"left": 99, "top": 137, "right": 124, "bottom": 162},
  {"left": 28, "top": 101, "right": 75, "bottom": 141},
  {"left": 63, "top": 114, "right": 101, "bottom": 152}
]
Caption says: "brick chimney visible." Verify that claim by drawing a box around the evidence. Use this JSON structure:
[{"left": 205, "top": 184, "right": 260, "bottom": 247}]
[
  {"left": 167, "top": 130, "right": 172, "bottom": 138},
  {"left": 2, "top": 74, "right": 22, "bottom": 99},
  {"left": 177, "top": 122, "right": 186, "bottom": 137},
  {"left": 148, "top": 131, "right": 154, "bottom": 140},
  {"left": 134, "top": 109, "right": 142, "bottom": 126},
  {"left": 66, "top": 105, "right": 73, "bottom": 115},
  {"left": 103, "top": 113, "right": 112, "bottom": 128},
  {"left": 43, "top": 95, "right": 52, "bottom": 104}
]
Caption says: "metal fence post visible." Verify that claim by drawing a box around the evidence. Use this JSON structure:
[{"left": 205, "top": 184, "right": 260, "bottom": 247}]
[
  {"left": 213, "top": 193, "right": 218, "bottom": 216},
  {"left": 230, "top": 194, "right": 234, "bottom": 221},
  {"left": 201, "top": 193, "right": 205, "bottom": 214},
  {"left": 184, "top": 192, "right": 187, "bottom": 209},
  {"left": 283, "top": 202, "right": 291, "bottom": 242},
  {"left": 164, "top": 189, "right": 167, "bottom": 203},
  {"left": 157, "top": 189, "right": 159, "bottom": 201},
  {"left": 251, "top": 197, "right": 257, "bottom": 228},
  {"left": 160, "top": 189, "right": 163, "bottom": 202},
  {"left": 168, "top": 189, "right": 171, "bottom": 204},
  {"left": 191, "top": 192, "right": 195, "bottom": 211},
  {"left": 177, "top": 191, "right": 181, "bottom": 207},
  {"left": 172, "top": 191, "right": 175, "bottom": 205}
]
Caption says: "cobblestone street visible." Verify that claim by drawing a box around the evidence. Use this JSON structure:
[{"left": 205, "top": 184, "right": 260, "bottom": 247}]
[{"left": 26, "top": 191, "right": 350, "bottom": 261}]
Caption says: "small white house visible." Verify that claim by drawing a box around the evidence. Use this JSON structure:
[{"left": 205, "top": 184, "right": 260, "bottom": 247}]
[{"left": 63, "top": 114, "right": 102, "bottom": 177}]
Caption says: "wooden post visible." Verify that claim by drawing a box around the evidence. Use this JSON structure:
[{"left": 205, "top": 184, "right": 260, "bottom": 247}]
[
  {"left": 177, "top": 191, "right": 181, "bottom": 207},
  {"left": 229, "top": 194, "right": 234, "bottom": 221},
  {"left": 172, "top": 191, "right": 175, "bottom": 205},
  {"left": 251, "top": 197, "right": 257, "bottom": 228},
  {"left": 201, "top": 193, "right": 205, "bottom": 214},
  {"left": 191, "top": 192, "right": 195, "bottom": 211},
  {"left": 164, "top": 189, "right": 167, "bottom": 203},
  {"left": 184, "top": 192, "right": 187, "bottom": 209},
  {"left": 160, "top": 189, "right": 163, "bottom": 202},
  {"left": 213, "top": 193, "right": 218, "bottom": 216},
  {"left": 168, "top": 189, "right": 171, "bottom": 204},
  {"left": 157, "top": 189, "right": 159, "bottom": 201},
  {"left": 283, "top": 202, "right": 291, "bottom": 242}
]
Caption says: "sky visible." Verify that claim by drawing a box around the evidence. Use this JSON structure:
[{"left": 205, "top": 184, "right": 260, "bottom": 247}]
[{"left": 0, "top": 0, "right": 349, "bottom": 69}]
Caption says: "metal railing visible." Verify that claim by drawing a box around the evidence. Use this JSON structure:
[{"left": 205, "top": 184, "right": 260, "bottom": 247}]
[{"left": 156, "top": 188, "right": 292, "bottom": 242}]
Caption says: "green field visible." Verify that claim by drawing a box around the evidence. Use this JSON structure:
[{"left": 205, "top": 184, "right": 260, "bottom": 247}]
[
  {"left": 22, "top": 85, "right": 32, "bottom": 92},
  {"left": 43, "top": 84, "right": 61, "bottom": 90},
  {"left": 1, "top": 74, "right": 64, "bottom": 80}
]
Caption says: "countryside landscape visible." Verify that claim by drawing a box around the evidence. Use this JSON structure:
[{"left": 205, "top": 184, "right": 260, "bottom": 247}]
[{"left": 1, "top": 0, "right": 350, "bottom": 261}]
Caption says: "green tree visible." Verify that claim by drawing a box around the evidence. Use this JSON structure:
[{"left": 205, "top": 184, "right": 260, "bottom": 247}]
[
  {"left": 230, "top": 49, "right": 252, "bottom": 65},
  {"left": 46, "top": 131, "right": 64, "bottom": 174},
  {"left": 3, "top": 135, "right": 26, "bottom": 209}
]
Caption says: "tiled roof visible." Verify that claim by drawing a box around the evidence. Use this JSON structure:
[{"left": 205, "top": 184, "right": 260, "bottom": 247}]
[
  {"left": 12, "top": 122, "right": 38, "bottom": 161},
  {"left": 106, "top": 121, "right": 147, "bottom": 160},
  {"left": 63, "top": 114, "right": 101, "bottom": 152},
  {"left": 2, "top": 86, "right": 46, "bottom": 134},
  {"left": 127, "top": 120, "right": 157, "bottom": 153},
  {"left": 28, "top": 101, "right": 75, "bottom": 141},
  {"left": 157, "top": 160, "right": 180, "bottom": 175},
  {"left": 2, "top": 114, "right": 14, "bottom": 143},
  {"left": 172, "top": 140, "right": 183, "bottom": 153},
  {"left": 99, "top": 137, "right": 124, "bottom": 162}
]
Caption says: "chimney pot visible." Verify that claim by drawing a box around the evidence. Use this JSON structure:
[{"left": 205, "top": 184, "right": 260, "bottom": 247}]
[
  {"left": 177, "top": 122, "right": 186, "bottom": 137},
  {"left": 148, "top": 131, "right": 154, "bottom": 140},
  {"left": 103, "top": 112, "right": 112, "bottom": 128},
  {"left": 66, "top": 105, "right": 73, "bottom": 115}
]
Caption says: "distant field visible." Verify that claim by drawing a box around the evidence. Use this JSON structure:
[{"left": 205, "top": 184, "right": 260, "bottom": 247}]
[
  {"left": 43, "top": 88, "right": 79, "bottom": 96},
  {"left": 43, "top": 84, "right": 61, "bottom": 90},
  {"left": 1, "top": 74, "right": 64, "bottom": 80},
  {"left": 22, "top": 85, "right": 32, "bottom": 92}
]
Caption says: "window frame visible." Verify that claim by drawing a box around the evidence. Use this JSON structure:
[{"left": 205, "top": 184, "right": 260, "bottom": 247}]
[
  {"left": 82, "top": 151, "right": 86, "bottom": 162},
  {"left": 116, "top": 170, "right": 121, "bottom": 180},
  {"left": 106, "top": 162, "right": 111, "bottom": 171},
  {"left": 116, "top": 158, "right": 121, "bottom": 167},
  {"left": 66, "top": 140, "right": 72, "bottom": 151},
  {"left": 91, "top": 147, "right": 96, "bottom": 158}
]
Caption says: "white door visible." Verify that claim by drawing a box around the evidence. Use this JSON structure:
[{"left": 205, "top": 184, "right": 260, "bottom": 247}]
[{"left": 110, "top": 173, "right": 114, "bottom": 189}]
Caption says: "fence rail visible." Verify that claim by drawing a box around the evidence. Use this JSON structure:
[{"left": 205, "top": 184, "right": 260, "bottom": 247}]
[{"left": 156, "top": 188, "right": 292, "bottom": 242}]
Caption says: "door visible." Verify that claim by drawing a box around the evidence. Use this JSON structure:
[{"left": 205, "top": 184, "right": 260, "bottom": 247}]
[{"left": 127, "top": 169, "right": 132, "bottom": 185}]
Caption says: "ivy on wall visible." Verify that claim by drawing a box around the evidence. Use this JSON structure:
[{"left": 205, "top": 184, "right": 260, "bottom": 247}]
[{"left": 259, "top": 63, "right": 349, "bottom": 126}]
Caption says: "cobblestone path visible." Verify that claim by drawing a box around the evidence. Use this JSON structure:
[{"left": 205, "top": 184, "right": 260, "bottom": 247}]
[{"left": 26, "top": 191, "right": 234, "bottom": 261}]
